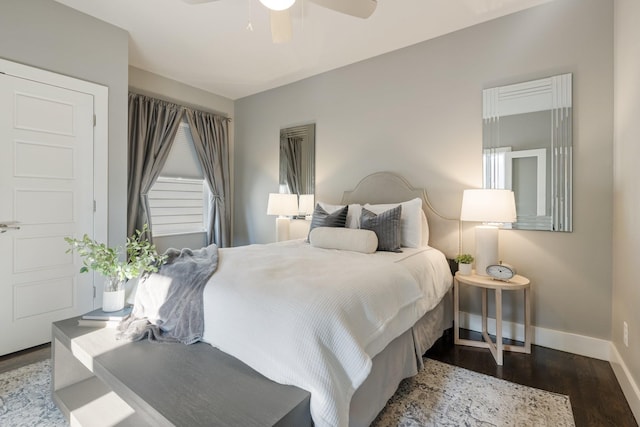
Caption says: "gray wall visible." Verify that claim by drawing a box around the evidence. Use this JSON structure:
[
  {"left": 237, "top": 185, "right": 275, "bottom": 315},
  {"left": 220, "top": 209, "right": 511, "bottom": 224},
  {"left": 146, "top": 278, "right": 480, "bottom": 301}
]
[
  {"left": 129, "top": 66, "right": 234, "bottom": 118},
  {"left": 0, "top": 0, "right": 129, "bottom": 249},
  {"left": 613, "top": 0, "right": 640, "bottom": 414},
  {"left": 129, "top": 66, "right": 235, "bottom": 252},
  {"left": 234, "top": 0, "right": 614, "bottom": 339}
]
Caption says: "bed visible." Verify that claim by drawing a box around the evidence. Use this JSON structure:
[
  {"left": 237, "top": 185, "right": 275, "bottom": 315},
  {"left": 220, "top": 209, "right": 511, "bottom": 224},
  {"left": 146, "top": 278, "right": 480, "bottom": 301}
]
[
  {"left": 105, "top": 172, "right": 457, "bottom": 427},
  {"left": 199, "top": 172, "right": 454, "bottom": 427}
]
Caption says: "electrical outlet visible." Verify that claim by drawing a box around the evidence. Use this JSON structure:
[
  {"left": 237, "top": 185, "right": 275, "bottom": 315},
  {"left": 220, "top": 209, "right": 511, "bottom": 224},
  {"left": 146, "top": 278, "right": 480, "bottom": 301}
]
[{"left": 623, "top": 321, "right": 629, "bottom": 347}]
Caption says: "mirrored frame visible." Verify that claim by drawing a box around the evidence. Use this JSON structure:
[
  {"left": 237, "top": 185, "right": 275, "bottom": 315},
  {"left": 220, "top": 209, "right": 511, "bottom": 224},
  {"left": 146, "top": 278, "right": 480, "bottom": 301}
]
[
  {"left": 482, "top": 73, "right": 572, "bottom": 232},
  {"left": 279, "top": 123, "right": 315, "bottom": 196}
]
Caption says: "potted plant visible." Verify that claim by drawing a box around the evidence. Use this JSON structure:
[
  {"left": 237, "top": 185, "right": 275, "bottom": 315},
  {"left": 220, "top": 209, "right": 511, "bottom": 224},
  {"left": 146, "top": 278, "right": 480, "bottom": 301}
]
[
  {"left": 455, "top": 253, "right": 474, "bottom": 276},
  {"left": 65, "top": 224, "right": 167, "bottom": 312}
]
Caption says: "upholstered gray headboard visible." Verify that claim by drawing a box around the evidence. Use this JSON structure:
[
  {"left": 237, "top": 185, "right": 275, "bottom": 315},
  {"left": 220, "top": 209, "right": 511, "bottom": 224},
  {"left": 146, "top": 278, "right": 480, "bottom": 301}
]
[
  {"left": 341, "top": 171, "right": 457, "bottom": 256},
  {"left": 341, "top": 172, "right": 428, "bottom": 209}
]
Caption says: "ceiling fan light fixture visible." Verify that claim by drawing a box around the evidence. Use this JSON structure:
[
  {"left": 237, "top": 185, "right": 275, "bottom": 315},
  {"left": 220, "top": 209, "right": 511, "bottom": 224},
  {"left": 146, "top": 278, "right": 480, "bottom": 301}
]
[{"left": 259, "top": 0, "right": 295, "bottom": 11}]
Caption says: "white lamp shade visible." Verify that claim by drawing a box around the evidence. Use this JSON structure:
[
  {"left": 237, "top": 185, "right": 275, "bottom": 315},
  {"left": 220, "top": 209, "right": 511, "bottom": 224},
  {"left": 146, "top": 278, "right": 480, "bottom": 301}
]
[
  {"left": 298, "top": 194, "right": 315, "bottom": 216},
  {"left": 460, "top": 189, "right": 517, "bottom": 223},
  {"left": 259, "top": 0, "right": 295, "bottom": 10},
  {"left": 267, "top": 193, "right": 298, "bottom": 216}
]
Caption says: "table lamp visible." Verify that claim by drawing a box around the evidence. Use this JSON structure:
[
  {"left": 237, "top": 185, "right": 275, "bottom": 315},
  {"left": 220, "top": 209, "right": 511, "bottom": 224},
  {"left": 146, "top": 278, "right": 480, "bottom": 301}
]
[
  {"left": 460, "top": 189, "right": 516, "bottom": 276},
  {"left": 267, "top": 193, "right": 299, "bottom": 242},
  {"left": 298, "top": 194, "right": 315, "bottom": 219}
]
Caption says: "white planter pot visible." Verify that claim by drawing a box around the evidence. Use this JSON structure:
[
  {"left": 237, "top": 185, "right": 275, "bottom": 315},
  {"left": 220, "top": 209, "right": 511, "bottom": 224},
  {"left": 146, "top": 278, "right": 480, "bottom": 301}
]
[
  {"left": 103, "top": 276, "right": 125, "bottom": 312},
  {"left": 103, "top": 289, "right": 126, "bottom": 312},
  {"left": 458, "top": 263, "right": 472, "bottom": 276}
]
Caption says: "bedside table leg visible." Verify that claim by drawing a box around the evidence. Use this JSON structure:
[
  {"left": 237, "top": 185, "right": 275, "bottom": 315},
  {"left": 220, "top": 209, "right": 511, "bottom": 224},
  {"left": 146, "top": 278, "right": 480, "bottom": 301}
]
[
  {"left": 524, "top": 287, "right": 531, "bottom": 354},
  {"left": 481, "top": 288, "right": 488, "bottom": 335},
  {"left": 454, "top": 279, "right": 460, "bottom": 344},
  {"left": 495, "top": 289, "right": 503, "bottom": 365}
]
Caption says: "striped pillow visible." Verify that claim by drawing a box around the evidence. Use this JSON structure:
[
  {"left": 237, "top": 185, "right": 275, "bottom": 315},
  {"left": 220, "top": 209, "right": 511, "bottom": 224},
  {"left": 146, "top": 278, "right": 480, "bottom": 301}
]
[
  {"left": 309, "top": 204, "right": 349, "bottom": 237},
  {"left": 360, "top": 205, "right": 402, "bottom": 252}
]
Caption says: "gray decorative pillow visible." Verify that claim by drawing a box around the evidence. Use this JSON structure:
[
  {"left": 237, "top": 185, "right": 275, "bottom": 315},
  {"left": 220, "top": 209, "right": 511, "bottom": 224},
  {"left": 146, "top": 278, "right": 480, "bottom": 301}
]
[
  {"left": 360, "top": 205, "right": 402, "bottom": 252},
  {"left": 309, "top": 204, "right": 349, "bottom": 237}
]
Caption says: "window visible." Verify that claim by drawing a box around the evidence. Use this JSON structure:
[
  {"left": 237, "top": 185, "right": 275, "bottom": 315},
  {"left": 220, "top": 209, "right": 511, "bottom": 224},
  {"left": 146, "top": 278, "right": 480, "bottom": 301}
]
[
  {"left": 148, "top": 120, "right": 209, "bottom": 236},
  {"left": 148, "top": 177, "right": 208, "bottom": 236}
]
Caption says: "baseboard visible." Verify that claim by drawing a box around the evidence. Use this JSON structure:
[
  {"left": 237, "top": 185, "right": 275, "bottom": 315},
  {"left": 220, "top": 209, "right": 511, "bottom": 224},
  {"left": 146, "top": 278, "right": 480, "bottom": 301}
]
[
  {"left": 458, "top": 311, "right": 611, "bottom": 361},
  {"left": 610, "top": 344, "right": 640, "bottom": 424}
]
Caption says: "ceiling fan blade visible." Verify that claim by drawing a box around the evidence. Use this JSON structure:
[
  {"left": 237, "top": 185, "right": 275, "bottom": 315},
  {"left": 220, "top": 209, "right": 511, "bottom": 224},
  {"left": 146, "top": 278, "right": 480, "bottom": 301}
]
[
  {"left": 180, "top": 0, "right": 219, "bottom": 4},
  {"left": 270, "top": 9, "right": 293, "bottom": 43},
  {"left": 309, "top": 0, "right": 377, "bottom": 18}
]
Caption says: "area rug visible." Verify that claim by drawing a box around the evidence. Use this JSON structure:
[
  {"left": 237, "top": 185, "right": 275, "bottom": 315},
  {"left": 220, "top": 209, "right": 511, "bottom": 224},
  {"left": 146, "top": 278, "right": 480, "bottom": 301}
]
[
  {"left": 0, "top": 359, "right": 67, "bottom": 427},
  {"left": 372, "top": 358, "right": 575, "bottom": 427},
  {"left": 1, "top": 358, "right": 575, "bottom": 427}
]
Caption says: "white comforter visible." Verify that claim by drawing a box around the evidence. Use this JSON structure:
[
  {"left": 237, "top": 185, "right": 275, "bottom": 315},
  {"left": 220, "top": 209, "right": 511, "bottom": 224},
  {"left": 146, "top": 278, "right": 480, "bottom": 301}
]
[{"left": 201, "top": 240, "right": 452, "bottom": 427}]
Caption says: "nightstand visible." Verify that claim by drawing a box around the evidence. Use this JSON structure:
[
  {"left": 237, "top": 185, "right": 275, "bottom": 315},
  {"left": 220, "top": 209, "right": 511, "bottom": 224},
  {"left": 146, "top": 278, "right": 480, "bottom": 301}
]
[
  {"left": 289, "top": 219, "right": 311, "bottom": 240},
  {"left": 453, "top": 271, "right": 531, "bottom": 365}
]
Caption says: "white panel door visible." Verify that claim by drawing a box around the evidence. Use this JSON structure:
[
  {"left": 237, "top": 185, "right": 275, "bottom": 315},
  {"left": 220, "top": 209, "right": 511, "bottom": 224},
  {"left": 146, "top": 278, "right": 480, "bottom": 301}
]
[{"left": 0, "top": 73, "right": 95, "bottom": 356}]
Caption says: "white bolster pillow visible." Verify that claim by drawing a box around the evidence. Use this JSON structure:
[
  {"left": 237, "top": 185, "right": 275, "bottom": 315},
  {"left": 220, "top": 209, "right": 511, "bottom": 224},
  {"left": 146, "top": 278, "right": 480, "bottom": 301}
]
[{"left": 309, "top": 227, "right": 378, "bottom": 254}]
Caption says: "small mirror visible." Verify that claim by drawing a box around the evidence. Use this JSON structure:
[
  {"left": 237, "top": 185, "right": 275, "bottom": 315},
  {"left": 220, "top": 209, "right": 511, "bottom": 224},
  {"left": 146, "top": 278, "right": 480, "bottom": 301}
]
[
  {"left": 483, "top": 74, "right": 572, "bottom": 231},
  {"left": 279, "top": 123, "right": 315, "bottom": 197}
]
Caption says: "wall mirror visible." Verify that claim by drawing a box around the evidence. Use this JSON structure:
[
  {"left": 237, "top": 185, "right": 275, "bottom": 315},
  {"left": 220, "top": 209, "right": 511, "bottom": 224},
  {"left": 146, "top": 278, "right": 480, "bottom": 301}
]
[
  {"left": 279, "top": 123, "right": 315, "bottom": 198},
  {"left": 482, "top": 73, "right": 572, "bottom": 231}
]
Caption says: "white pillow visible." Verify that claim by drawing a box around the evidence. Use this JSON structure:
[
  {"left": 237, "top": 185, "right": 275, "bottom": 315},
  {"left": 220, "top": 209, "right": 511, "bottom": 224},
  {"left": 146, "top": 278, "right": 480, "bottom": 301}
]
[
  {"left": 309, "top": 227, "right": 378, "bottom": 254},
  {"left": 364, "top": 198, "right": 423, "bottom": 248},
  {"left": 420, "top": 209, "right": 429, "bottom": 246},
  {"left": 318, "top": 202, "right": 362, "bottom": 229}
]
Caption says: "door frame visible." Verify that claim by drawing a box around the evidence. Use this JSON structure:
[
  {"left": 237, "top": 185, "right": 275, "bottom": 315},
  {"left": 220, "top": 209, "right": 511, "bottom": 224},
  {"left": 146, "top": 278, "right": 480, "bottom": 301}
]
[{"left": 0, "top": 57, "right": 108, "bottom": 305}]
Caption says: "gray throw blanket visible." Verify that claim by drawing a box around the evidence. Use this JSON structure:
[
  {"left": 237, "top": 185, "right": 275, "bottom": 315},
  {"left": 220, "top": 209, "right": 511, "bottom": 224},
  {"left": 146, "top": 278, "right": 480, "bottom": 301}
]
[{"left": 117, "top": 244, "right": 218, "bottom": 344}]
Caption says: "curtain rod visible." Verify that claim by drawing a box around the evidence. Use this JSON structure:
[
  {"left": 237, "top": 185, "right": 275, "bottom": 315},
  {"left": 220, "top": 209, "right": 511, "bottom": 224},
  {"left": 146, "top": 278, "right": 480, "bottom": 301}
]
[{"left": 128, "top": 91, "right": 231, "bottom": 121}]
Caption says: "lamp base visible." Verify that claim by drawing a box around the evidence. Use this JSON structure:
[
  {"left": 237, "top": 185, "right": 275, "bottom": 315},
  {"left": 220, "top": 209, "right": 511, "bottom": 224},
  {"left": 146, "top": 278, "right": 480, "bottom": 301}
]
[
  {"left": 475, "top": 225, "right": 499, "bottom": 276},
  {"left": 275, "top": 217, "right": 291, "bottom": 242}
]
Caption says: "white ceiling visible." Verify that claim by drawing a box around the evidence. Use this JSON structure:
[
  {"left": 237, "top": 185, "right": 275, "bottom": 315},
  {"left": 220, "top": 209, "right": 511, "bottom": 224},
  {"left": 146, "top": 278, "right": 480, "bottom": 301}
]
[{"left": 54, "top": 0, "right": 552, "bottom": 100}]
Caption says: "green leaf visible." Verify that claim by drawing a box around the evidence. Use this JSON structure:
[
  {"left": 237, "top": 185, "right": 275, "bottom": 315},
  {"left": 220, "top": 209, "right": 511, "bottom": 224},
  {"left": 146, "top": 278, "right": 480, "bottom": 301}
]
[{"left": 64, "top": 223, "right": 167, "bottom": 283}]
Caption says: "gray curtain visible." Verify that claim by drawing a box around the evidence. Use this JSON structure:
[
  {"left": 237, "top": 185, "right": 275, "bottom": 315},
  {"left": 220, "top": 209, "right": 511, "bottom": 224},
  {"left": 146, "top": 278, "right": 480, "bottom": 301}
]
[
  {"left": 127, "top": 93, "right": 184, "bottom": 240},
  {"left": 281, "top": 136, "right": 302, "bottom": 195},
  {"left": 185, "top": 109, "right": 231, "bottom": 247}
]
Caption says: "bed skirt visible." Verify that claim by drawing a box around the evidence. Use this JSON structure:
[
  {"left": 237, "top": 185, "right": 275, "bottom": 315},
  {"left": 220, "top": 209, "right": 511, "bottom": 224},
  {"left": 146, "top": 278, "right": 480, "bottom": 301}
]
[{"left": 349, "top": 290, "right": 452, "bottom": 426}]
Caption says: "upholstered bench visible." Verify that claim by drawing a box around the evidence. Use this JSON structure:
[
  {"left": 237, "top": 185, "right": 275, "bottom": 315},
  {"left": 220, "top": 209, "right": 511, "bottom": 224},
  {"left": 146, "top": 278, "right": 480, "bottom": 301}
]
[{"left": 52, "top": 317, "right": 311, "bottom": 426}]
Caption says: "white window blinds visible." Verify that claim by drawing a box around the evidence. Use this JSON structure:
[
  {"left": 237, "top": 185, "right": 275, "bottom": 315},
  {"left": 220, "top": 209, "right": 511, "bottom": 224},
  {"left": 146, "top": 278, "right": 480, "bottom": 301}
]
[
  {"left": 149, "top": 120, "right": 209, "bottom": 236},
  {"left": 149, "top": 177, "right": 208, "bottom": 236}
]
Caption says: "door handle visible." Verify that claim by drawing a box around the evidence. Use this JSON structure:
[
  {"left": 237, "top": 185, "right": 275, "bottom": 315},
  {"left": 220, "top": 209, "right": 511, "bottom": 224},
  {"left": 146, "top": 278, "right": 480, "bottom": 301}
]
[{"left": 0, "top": 222, "right": 20, "bottom": 233}]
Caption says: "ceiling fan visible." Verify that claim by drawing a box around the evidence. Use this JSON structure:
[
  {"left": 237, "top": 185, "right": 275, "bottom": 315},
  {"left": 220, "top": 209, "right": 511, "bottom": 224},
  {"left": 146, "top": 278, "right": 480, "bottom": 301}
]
[{"left": 181, "top": 0, "right": 377, "bottom": 43}]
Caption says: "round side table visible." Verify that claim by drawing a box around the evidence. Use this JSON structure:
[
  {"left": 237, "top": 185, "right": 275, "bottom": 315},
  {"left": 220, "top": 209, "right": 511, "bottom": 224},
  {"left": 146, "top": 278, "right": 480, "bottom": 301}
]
[{"left": 453, "top": 271, "right": 531, "bottom": 365}]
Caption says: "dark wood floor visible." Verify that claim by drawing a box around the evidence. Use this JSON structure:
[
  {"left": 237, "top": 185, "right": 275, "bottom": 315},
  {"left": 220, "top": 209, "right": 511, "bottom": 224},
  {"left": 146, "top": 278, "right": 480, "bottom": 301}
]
[
  {"left": 426, "top": 329, "right": 638, "bottom": 427},
  {"left": 0, "top": 343, "right": 50, "bottom": 375},
  {"left": 2, "top": 335, "right": 638, "bottom": 427}
]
